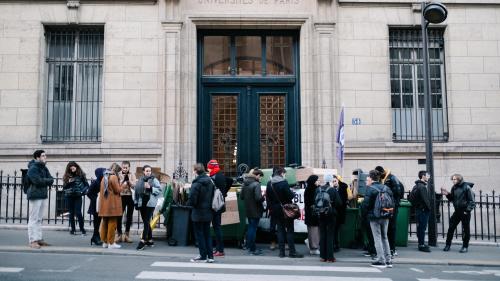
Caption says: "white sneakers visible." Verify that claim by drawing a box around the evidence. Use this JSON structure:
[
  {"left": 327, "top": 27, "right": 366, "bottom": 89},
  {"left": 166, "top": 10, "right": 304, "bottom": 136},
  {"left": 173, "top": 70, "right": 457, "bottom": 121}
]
[
  {"left": 309, "top": 249, "right": 320, "bottom": 255},
  {"left": 102, "top": 243, "right": 108, "bottom": 248},
  {"left": 108, "top": 243, "right": 121, "bottom": 249}
]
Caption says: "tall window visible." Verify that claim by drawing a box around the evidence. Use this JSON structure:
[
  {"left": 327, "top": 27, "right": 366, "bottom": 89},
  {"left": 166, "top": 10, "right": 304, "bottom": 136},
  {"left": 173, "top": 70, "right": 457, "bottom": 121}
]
[
  {"left": 42, "top": 26, "right": 104, "bottom": 142},
  {"left": 389, "top": 28, "right": 448, "bottom": 142}
]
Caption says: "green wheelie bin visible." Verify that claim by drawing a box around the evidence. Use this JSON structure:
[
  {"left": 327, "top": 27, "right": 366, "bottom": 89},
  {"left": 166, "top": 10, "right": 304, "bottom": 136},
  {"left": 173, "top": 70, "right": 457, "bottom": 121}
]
[{"left": 396, "top": 199, "right": 411, "bottom": 247}]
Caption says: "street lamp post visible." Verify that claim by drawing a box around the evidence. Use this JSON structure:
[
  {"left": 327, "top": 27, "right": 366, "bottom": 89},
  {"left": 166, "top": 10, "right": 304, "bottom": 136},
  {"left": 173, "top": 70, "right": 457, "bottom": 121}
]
[{"left": 421, "top": 1, "right": 447, "bottom": 247}]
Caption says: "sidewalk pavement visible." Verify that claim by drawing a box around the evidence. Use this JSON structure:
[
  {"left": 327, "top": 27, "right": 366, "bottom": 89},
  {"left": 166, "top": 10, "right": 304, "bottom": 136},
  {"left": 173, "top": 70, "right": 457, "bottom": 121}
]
[{"left": 0, "top": 225, "right": 499, "bottom": 267}]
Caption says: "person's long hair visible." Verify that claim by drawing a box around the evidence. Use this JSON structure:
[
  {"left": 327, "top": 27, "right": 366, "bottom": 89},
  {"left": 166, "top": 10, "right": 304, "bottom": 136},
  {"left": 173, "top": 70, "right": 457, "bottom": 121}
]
[{"left": 63, "top": 161, "right": 86, "bottom": 184}]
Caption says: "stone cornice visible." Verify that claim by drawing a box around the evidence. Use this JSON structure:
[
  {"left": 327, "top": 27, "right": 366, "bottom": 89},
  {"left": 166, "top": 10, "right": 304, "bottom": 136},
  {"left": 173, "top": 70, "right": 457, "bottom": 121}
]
[{"left": 188, "top": 15, "right": 309, "bottom": 28}]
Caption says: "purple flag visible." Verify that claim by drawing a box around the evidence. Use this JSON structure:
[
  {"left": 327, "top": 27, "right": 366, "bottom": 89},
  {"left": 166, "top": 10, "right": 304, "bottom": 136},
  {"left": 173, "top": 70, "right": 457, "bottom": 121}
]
[{"left": 336, "top": 106, "right": 345, "bottom": 168}]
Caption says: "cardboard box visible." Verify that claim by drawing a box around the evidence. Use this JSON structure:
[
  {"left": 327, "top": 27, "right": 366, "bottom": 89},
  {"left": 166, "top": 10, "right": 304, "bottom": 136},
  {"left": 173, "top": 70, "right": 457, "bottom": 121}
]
[{"left": 296, "top": 167, "right": 338, "bottom": 185}]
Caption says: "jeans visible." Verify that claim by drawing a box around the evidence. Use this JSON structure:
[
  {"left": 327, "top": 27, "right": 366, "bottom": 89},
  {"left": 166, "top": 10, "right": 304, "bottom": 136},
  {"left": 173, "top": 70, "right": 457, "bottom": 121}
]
[
  {"left": 370, "top": 218, "right": 391, "bottom": 264},
  {"left": 362, "top": 216, "right": 376, "bottom": 254},
  {"left": 277, "top": 218, "right": 296, "bottom": 255},
  {"left": 66, "top": 196, "right": 85, "bottom": 232},
  {"left": 28, "top": 199, "right": 46, "bottom": 243},
  {"left": 446, "top": 209, "right": 471, "bottom": 248},
  {"left": 139, "top": 206, "right": 154, "bottom": 241},
  {"left": 319, "top": 217, "right": 336, "bottom": 260},
  {"left": 117, "top": 195, "right": 134, "bottom": 234},
  {"left": 193, "top": 221, "right": 213, "bottom": 259},
  {"left": 212, "top": 211, "right": 224, "bottom": 252},
  {"left": 416, "top": 208, "right": 430, "bottom": 246},
  {"left": 387, "top": 206, "right": 399, "bottom": 251},
  {"left": 246, "top": 217, "right": 260, "bottom": 252}
]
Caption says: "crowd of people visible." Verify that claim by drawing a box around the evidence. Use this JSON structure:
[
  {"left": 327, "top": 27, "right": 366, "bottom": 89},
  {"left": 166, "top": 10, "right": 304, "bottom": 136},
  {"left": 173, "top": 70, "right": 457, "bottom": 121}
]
[{"left": 24, "top": 149, "right": 476, "bottom": 267}]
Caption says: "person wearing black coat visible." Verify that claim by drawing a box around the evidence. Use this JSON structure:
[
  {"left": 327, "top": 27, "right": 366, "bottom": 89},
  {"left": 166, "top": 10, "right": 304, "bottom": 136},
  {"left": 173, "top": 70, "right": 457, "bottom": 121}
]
[
  {"left": 207, "top": 159, "right": 228, "bottom": 257},
  {"left": 441, "top": 174, "right": 476, "bottom": 253},
  {"left": 62, "top": 161, "right": 89, "bottom": 236},
  {"left": 317, "top": 174, "right": 342, "bottom": 262},
  {"left": 412, "top": 171, "right": 432, "bottom": 252},
  {"left": 87, "top": 167, "right": 106, "bottom": 246},
  {"left": 266, "top": 167, "right": 303, "bottom": 258},
  {"left": 187, "top": 163, "right": 215, "bottom": 263},
  {"left": 304, "top": 175, "right": 320, "bottom": 255},
  {"left": 333, "top": 176, "right": 349, "bottom": 252}
]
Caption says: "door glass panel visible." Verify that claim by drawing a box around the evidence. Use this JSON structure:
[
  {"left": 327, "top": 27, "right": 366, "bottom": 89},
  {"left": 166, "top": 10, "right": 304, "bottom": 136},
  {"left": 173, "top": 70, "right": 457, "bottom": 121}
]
[
  {"left": 260, "top": 95, "right": 286, "bottom": 169},
  {"left": 266, "top": 36, "right": 293, "bottom": 75},
  {"left": 203, "top": 36, "right": 231, "bottom": 75},
  {"left": 235, "top": 36, "right": 261, "bottom": 76},
  {"left": 211, "top": 95, "right": 238, "bottom": 177}
]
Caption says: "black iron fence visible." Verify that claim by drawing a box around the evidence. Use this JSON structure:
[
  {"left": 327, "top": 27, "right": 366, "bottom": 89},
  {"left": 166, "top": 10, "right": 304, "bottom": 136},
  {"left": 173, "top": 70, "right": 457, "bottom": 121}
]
[
  {"left": 0, "top": 170, "right": 154, "bottom": 230},
  {"left": 407, "top": 191, "right": 499, "bottom": 242}
]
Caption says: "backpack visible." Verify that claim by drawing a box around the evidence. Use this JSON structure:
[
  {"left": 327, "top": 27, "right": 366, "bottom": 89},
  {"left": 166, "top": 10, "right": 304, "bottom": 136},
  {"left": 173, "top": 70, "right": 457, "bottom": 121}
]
[
  {"left": 398, "top": 180, "right": 405, "bottom": 200},
  {"left": 373, "top": 185, "right": 395, "bottom": 219},
  {"left": 407, "top": 185, "right": 419, "bottom": 205},
  {"left": 314, "top": 186, "right": 333, "bottom": 216},
  {"left": 212, "top": 184, "right": 225, "bottom": 212},
  {"left": 22, "top": 169, "right": 30, "bottom": 194}
]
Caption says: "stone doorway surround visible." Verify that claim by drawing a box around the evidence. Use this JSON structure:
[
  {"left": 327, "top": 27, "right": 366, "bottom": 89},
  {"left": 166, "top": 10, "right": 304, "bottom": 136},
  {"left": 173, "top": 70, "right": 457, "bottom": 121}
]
[{"left": 161, "top": 13, "right": 339, "bottom": 175}]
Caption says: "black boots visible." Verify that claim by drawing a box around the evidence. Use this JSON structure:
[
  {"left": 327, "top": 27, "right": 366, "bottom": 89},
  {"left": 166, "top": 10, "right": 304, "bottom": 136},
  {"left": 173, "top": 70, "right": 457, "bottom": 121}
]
[
  {"left": 459, "top": 247, "right": 468, "bottom": 253},
  {"left": 90, "top": 235, "right": 103, "bottom": 246},
  {"left": 443, "top": 244, "right": 451, "bottom": 251}
]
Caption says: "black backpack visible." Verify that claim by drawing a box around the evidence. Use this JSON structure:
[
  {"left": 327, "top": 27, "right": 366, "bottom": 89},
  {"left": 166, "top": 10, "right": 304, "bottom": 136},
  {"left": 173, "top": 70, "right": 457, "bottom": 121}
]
[
  {"left": 373, "top": 185, "right": 395, "bottom": 219},
  {"left": 21, "top": 169, "right": 30, "bottom": 194},
  {"left": 407, "top": 185, "right": 419, "bottom": 205},
  {"left": 314, "top": 186, "right": 333, "bottom": 216}
]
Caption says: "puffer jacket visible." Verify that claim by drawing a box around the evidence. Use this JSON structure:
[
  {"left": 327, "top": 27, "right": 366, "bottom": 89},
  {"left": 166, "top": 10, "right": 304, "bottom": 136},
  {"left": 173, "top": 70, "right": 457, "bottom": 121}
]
[
  {"left": 187, "top": 174, "right": 214, "bottom": 222},
  {"left": 26, "top": 160, "right": 54, "bottom": 200},
  {"left": 447, "top": 181, "right": 475, "bottom": 212},
  {"left": 241, "top": 174, "right": 264, "bottom": 219}
]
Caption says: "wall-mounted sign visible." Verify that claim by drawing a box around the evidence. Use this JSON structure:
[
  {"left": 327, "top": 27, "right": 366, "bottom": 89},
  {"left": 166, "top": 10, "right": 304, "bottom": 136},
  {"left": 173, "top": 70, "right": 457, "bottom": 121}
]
[{"left": 352, "top": 118, "right": 361, "bottom": 125}]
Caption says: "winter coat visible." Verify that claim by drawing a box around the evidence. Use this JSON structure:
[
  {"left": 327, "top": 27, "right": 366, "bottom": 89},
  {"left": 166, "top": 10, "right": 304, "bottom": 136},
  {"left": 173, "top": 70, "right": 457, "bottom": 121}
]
[
  {"left": 211, "top": 171, "right": 229, "bottom": 213},
  {"left": 335, "top": 181, "right": 349, "bottom": 224},
  {"left": 241, "top": 174, "right": 264, "bottom": 219},
  {"left": 63, "top": 175, "right": 89, "bottom": 198},
  {"left": 26, "top": 160, "right": 54, "bottom": 200},
  {"left": 187, "top": 174, "right": 215, "bottom": 222},
  {"left": 362, "top": 182, "right": 393, "bottom": 221},
  {"left": 87, "top": 168, "right": 106, "bottom": 215},
  {"left": 304, "top": 183, "right": 319, "bottom": 226},
  {"left": 382, "top": 170, "right": 402, "bottom": 206},
  {"left": 265, "top": 175, "right": 294, "bottom": 221},
  {"left": 412, "top": 180, "right": 431, "bottom": 211},
  {"left": 98, "top": 174, "right": 123, "bottom": 217},
  {"left": 119, "top": 171, "right": 137, "bottom": 196},
  {"left": 446, "top": 181, "right": 476, "bottom": 213},
  {"left": 134, "top": 176, "right": 162, "bottom": 208}
]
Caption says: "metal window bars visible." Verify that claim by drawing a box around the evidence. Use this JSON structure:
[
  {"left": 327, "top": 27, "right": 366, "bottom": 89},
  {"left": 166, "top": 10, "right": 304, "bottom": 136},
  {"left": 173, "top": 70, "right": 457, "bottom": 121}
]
[{"left": 41, "top": 26, "right": 104, "bottom": 143}]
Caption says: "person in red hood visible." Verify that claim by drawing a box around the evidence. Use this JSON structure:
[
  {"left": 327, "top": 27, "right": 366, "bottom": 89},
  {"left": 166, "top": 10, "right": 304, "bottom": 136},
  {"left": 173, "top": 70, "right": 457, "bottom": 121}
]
[{"left": 207, "top": 160, "right": 230, "bottom": 257}]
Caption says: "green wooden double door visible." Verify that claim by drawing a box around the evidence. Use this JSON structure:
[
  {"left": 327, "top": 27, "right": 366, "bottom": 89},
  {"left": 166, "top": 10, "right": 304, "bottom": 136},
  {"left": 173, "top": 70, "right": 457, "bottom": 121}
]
[{"left": 197, "top": 85, "right": 300, "bottom": 177}]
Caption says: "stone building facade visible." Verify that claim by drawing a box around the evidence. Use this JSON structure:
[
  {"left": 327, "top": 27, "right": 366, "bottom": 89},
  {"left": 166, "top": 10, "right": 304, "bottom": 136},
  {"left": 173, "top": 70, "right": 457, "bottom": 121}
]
[{"left": 0, "top": 0, "right": 499, "bottom": 190}]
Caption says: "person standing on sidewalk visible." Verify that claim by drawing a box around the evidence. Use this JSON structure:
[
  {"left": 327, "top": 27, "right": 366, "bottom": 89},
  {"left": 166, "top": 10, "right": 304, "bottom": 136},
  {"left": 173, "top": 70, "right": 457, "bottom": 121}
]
[
  {"left": 441, "top": 174, "right": 476, "bottom": 253},
  {"left": 333, "top": 175, "right": 349, "bottom": 252},
  {"left": 117, "top": 161, "right": 137, "bottom": 243},
  {"left": 62, "top": 161, "right": 88, "bottom": 236},
  {"left": 99, "top": 163, "right": 123, "bottom": 249},
  {"left": 188, "top": 163, "right": 215, "bottom": 263},
  {"left": 364, "top": 170, "right": 393, "bottom": 268},
  {"left": 266, "top": 167, "right": 303, "bottom": 258},
  {"left": 375, "top": 166, "right": 403, "bottom": 257},
  {"left": 241, "top": 168, "right": 265, "bottom": 255},
  {"left": 88, "top": 167, "right": 106, "bottom": 246},
  {"left": 304, "top": 175, "right": 320, "bottom": 255},
  {"left": 410, "top": 171, "right": 432, "bottom": 252},
  {"left": 26, "top": 150, "right": 54, "bottom": 249},
  {"left": 317, "top": 174, "right": 342, "bottom": 262},
  {"left": 134, "top": 165, "right": 162, "bottom": 250},
  {"left": 207, "top": 159, "right": 229, "bottom": 257}
]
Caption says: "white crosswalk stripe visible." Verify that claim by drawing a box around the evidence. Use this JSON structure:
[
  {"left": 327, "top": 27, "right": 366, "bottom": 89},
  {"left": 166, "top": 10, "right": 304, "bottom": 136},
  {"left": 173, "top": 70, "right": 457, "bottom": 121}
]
[
  {"left": 0, "top": 267, "right": 24, "bottom": 273},
  {"left": 136, "top": 261, "right": 388, "bottom": 281}
]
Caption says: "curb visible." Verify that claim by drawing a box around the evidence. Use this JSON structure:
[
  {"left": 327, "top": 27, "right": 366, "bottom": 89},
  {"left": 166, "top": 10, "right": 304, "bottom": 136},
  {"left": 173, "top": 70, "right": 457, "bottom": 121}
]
[{"left": 1, "top": 246, "right": 500, "bottom": 267}]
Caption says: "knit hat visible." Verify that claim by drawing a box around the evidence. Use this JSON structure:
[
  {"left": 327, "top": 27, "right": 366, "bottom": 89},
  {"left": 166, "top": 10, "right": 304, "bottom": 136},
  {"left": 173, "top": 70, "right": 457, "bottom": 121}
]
[
  {"left": 207, "top": 159, "right": 219, "bottom": 170},
  {"left": 324, "top": 174, "right": 334, "bottom": 183}
]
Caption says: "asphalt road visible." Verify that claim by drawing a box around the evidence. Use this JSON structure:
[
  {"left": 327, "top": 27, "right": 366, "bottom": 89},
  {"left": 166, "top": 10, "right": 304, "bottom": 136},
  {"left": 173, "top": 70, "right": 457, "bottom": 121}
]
[{"left": 1, "top": 251, "right": 499, "bottom": 281}]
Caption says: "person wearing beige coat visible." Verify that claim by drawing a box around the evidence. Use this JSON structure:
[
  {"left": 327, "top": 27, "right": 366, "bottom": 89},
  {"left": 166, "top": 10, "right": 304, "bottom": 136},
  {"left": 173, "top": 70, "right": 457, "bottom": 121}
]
[{"left": 99, "top": 163, "right": 123, "bottom": 249}]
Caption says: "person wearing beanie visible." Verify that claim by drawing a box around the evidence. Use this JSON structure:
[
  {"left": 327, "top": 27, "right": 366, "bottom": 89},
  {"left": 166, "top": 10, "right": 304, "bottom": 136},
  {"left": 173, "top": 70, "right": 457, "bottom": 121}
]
[
  {"left": 304, "top": 175, "right": 320, "bottom": 255},
  {"left": 316, "top": 174, "right": 342, "bottom": 262},
  {"left": 207, "top": 159, "right": 229, "bottom": 257}
]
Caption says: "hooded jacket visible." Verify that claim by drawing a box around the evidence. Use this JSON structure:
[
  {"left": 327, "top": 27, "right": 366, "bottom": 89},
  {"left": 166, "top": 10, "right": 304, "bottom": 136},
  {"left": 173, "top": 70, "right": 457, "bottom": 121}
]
[
  {"left": 447, "top": 181, "right": 475, "bottom": 212},
  {"left": 381, "top": 169, "right": 402, "bottom": 206},
  {"left": 187, "top": 174, "right": 214, "bottom": 222},
  {"left": 241, "top": 174, "right": 264, "bottom": 219},
  {"left": 26, "top": 159, "right": 54, "bottom": 200},
  {"left": 87, "top": 168, "right": 106, "bottom": 215},
  {"left": 265, "top": 175, "right": 294, "bottom": 221},
  {"left": 412, "top": 179, "right": 431, "bottom": 211},
  {"left": 362, "top": 182, "right": 393, "bottom": 221}
]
